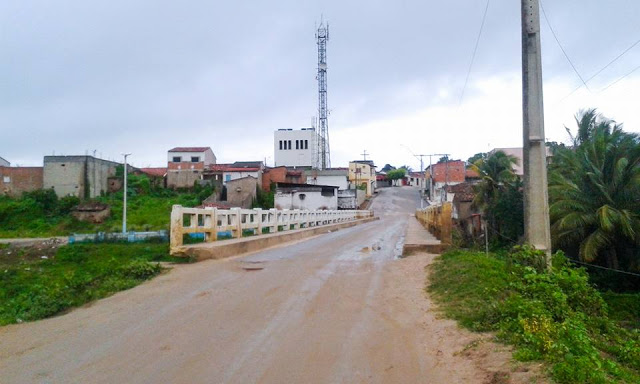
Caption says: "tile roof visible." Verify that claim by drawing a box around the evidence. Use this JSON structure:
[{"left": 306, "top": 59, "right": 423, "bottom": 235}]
[
  {"left": 140, "top": 168, "right": 167, "bottom": 177},
  {"left": 168, "top": 147, "right": 211, "bottom": 153},
  {"left": 446, "top": 183, "right": 476, "bottom": 202}
]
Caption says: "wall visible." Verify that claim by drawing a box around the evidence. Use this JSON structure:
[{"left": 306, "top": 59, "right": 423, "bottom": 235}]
[
  {"left": 275, "top": 188, "right": 338, "bottom": 210},
  {"left": 223, "top": 170, "right": 262, "bottom": 187},
  {"left": 44, "top": 156, "right": 118, "bottom": 198},
  {"left": 348, "top": 162, "right": 376, "bottom": 197},
  {"left": 0, "top": 167, "right": 43, "bottom": 197},
  {"left": 311, "top": 175, "right": 348, "bottom": 190},
  {"left": 274, "top": 128, "right": 317, "bottom": 167},
  {"left": 225, "top": 177, "right": 258, "bottom": 208}
]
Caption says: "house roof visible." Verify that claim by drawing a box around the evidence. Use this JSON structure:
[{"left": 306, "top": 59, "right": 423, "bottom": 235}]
[
  {"left": 207, "top": 164, "right": 261, "bottom": 172},
  {"left": 231, "top": 161, "right": 263, "bottom": 168},
  {"left": 0, "top": 156, "right": 9, "bottom": 166},
  {"left": 140, "top": 168, "right": 167, "bottom": 177},
  {"left": 446, "top": 183, "right": 475, "bottom": 203},
  {"left": 168, "top": 147, "right": 211, "bottom": 153}
]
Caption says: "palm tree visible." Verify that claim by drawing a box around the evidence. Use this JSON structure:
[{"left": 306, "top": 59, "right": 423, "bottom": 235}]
[
  {"left": 549, "top": 109, "right": 640, "bottom": 270},
  {"left": 471, "top": 151, "right": 520, "bottom": 243}
]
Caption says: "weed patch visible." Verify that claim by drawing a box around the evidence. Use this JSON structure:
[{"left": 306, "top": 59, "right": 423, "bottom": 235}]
[
  {"left": 0, "top": 243, "right": 184, "bottom": 325},
  {"left": 429, "top": 246, "right": 640, "bottom": 383}
]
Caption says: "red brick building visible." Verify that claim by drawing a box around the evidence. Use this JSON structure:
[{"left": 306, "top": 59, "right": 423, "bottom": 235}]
[{"left": 0, "top": 166, "right": 44, "bottom": 197}]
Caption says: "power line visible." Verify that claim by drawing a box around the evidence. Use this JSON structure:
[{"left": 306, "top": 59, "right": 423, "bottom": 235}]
[
  {"left": 459, "top": 0, "right": 490, "bottom": 106},
  {"left": 599, "top": 63, "right": 640, "bottom": 93},
  {"left": 568, "top": 259, "right": 640, "bottom": 278},
  {"left": 556, "top": 38, "right": 640, "bottom": 103},
  {"left": 540, "top": 1, "right": 591, "bottom": 92}
]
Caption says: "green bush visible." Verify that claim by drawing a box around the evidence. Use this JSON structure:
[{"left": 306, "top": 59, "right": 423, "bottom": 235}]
[{"left": 429, "top": 247, "right": 640, "bottom": 383}]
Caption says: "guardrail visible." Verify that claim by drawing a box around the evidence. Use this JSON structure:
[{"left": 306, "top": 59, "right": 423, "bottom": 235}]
[
  {"left": 415, "top": 202, "right": 452, "bottom": 245},
  {"left": 170, "top": 205, "right": 373, "bottom": 250}
]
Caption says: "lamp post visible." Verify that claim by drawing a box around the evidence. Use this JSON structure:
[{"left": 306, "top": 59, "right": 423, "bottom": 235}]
[{"left": 122, "top": 153, "right": 131, "bottom": 234}]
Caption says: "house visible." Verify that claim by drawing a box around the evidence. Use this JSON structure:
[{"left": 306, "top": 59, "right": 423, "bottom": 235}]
[
  {"left": 305, "top": 168, "right": 349, "bottom": 190},
  {"left": 167, "top": 147, "right": 216, "bottom": 189},
  {"left": 376, "top": 172, "right": 392, "bottom": 188},
  {"left": 446, "top": 182, "right": 483, "bottom": 240},
  {"left": 406, "top": 172, "right": 427, "bottom": 188},
  {"left": 274, "top": 128, "right": 317, "bottom": 167},
  {"left": 263, "top": 166, "right": 307, "bottom": 191},
  {"left": 275, "top": 183, "right": 338, "bottom": 210},
  {"left": 425, "top": 160, "right": 466, "bottom": 202},
  {"left": 211, "top": 161, "right": 264, "bottom": 186},
  {"left": 44, "top": 155, "right": 120, "bottom": 198},
  {"left": 225, "top": 176, "right": 259, "bottom": 208},
  {"left": 0, "top": 164, "right": 43, "bottom": 197},
  {"left": 348, "top": 160, "right": 377, "bottom": 197}
]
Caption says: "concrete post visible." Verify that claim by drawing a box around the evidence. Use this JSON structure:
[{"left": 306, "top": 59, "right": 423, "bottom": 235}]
[
  {"left": 233, "top": 208, "right": 242, "bottom": 238},
  {"left": 170, "top": 205, "right": 183, "bottom": 249},
  {"left": 522, "top": 0, "right": 552, "bottom": 265}
]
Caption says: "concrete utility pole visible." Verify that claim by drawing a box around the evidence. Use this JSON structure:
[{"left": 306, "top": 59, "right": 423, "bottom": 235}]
[
  {"left": 521, "top": 0, "right": 552, "bottom": 265},
  {"left": 122, "top": 153, "right": 131, "bottom": 234}
]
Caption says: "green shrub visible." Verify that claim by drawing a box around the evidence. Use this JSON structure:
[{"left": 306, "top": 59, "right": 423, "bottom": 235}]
[{"left": 430, "top": 246, "right": 640, "bottom": 383}]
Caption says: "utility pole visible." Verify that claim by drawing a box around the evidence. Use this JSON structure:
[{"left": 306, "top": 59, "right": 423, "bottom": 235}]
[
  {"left": 122, "top": 153, "right": 131, "bottom": 234},
  {"left": 361, "top": 150, "right": 369, "bottom": 161},
  {"left": 521, "top": 0, "right": 552, "bottom": 265}
]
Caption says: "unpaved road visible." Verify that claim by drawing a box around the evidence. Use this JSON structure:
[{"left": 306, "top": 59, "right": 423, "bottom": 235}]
[{"left": 0, "top": 187, "right": 540, "bottom": 383}]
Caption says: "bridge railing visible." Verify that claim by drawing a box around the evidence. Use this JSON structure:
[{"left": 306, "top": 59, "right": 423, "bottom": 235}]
[
  {"left": 170, "top": 205, "right": 373, "bottom": 250},
  {"left": 415, "top": 202, "right": 452, "bottom": 245}
]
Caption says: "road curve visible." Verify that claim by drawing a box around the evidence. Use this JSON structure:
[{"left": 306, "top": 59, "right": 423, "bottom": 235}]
[{"left": 0, "top": 187, "right": 527, "bottom": 383}]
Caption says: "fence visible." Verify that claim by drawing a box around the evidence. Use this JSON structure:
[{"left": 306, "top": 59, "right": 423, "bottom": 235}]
[
  {"left": 170, "top": 205, "right": 373, "bottom": 250},
  {"left": 415, "top": 202, "right": 452, "bottom": 245}
]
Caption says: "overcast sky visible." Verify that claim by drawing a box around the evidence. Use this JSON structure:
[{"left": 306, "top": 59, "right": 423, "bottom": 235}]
[{"left": 2, "top": 0, "right": 639, "bottom": 170}]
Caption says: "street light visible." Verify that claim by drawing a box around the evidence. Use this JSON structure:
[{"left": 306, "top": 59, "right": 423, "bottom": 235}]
[{"left": 122, "top": 153, "right": 131, "bottom": 234}]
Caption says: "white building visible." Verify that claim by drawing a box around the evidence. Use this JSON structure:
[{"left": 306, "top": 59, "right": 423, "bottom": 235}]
[
  {"left": 167, "top": 147, "right": 216, "bottom": 165},
  {"left": 305, "top": 168, "right": 349, "bottom": 190},
  {"left": 275, "top": 183, "right": 338, "bottom": 210},
  {"left": 274, "top": 128, "right": 317, "bottom": 168},
  {"left": 0, "top": 156, "right": 9, "bottom": 167}
]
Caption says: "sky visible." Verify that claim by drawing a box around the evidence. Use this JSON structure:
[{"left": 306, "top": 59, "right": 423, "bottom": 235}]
[{"left": 2, "top": 0, "right": 639, "bottom": 171}]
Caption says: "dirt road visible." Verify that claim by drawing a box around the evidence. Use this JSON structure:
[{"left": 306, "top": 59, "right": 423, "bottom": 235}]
[{"left": 0, "top": 188, "right": 536, "bottom": 383}]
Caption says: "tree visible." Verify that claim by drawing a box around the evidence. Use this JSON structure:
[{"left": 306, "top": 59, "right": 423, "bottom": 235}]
[
  {"left": 437, "top": 156, "right": 449, "bottom": 164},
  {"left": 467, "top": 152, "right": 487, "bottom": 165},
  {"left": 471, "top": 151, "right": 522, "bottom": 244},
  {"left": 387, "top": 168, "right": 407, "bottom": 186},
  {"left": 549, "top": 109, "right": 640, "bottom": 270},
  {"left": 381, "top": 164, "right": 396, "bottom": 173}
]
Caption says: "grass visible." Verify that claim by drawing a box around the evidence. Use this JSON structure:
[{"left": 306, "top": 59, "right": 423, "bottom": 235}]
[
  {"left": 0, "top": 188, "right": 209, "bottom": 238},
  {"left": 428, "top": 247, "right": 640, "bottom": 384},
  {"left": 0, "top": 242, "right": 187, "bottom": 325}
]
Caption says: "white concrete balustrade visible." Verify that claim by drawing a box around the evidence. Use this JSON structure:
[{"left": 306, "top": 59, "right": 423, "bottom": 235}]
[{"left": 170, "top": 205, "right": 373, "bottom": 249}]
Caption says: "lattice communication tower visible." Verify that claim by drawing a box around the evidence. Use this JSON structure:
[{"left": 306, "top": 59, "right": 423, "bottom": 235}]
[{"left": 316, "top": 20, "right": 330, "bottom": 169}]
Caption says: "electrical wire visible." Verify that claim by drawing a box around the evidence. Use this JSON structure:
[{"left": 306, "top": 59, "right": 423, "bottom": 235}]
[
  {"left": 568, "top": 259, "right": 640, "bottom": 278},
  {"left": 599, "top": 63, "right": 640, "bottom": 93},
  {"left": 540, "top": 1, "right": 591, "bottom": 92},
  {"left": 459, "top": 0, "right": 490, "bottom": 106},
  {"left": 556, "top": 38, "right": 640, "bottom": 103}
]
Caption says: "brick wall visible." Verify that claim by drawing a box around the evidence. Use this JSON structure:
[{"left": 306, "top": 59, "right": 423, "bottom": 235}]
[
  {"left": 0, "top": 167, "right": 44, "bottom": 197},
  {"left": 430, "top": 161, "right": 465, "bottom": 183}
]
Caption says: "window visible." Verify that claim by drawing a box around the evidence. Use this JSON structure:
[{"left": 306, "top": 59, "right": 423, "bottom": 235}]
[
  {"left": 191, "top": 156, "right": 200, "bottom": 163},
  {"left": 225, "top": 174, "right": 231, "bottom": 182},
  {"left": 296, "top": 140, "right": 299, "bottom": 150},
  {"left": 305, "top": 140, "right": 308, "bottom": 149},
  {"left": 279, "top": 140, "right": 283, "bottom": 150},
  {"left": 172, "top": 156, "right": 181, "bottom": 162},
  {"left": 3, "top": 176, "right": 10, "bottom": 183},
  {"left": 288, "top": 140, "right": 291, "bottom": 150}
]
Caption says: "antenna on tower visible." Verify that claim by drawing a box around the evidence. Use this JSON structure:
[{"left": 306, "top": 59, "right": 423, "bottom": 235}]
[{"left": 315, "top": 18, "right": 330, "bottom": 170}]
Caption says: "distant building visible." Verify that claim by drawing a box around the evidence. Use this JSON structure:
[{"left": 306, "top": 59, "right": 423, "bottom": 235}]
[
  {"left": 349, "top": 160, "right": 377, "bottom": 197},
  {"left": 275, "top": 182, "right": 338, "bottom": 210},
  {"left": 426, "top": 160, "right": 466, "bottom": 202},
  {"left": 167, "top": 147, "right": 216, "bottom": 189},
  {"left": 263, "top": 166, "right": 306, "bottom": 191},
  {"left": 305, "top": 168, "right": 349, "bottom": 190},
  {"left": 274, "top": 128, "right": 317, "bottom": 167},
  {"left": 44, "top": 156, "right": 120, "bottom": 198},
  {"left": 0, "top": 156, "right": 9, "bottom": 167},
  {"left": 406, "top": 172, "right": 427, "bottom": 189},
  {"left": 0, "top": 165, "right": 43, "bottom": 197}
]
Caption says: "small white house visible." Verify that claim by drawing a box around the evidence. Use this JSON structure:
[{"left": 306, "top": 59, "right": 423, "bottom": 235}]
[
  {"left": 167, "top": 147, "right": 216, "bottom": 165},
  {"left": 305, "top": 168, "right": 349, "bottom": 190},
  {"left": 275, "top": 183, "right": 338, "bottom": 210}
]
